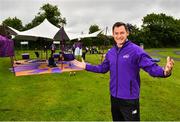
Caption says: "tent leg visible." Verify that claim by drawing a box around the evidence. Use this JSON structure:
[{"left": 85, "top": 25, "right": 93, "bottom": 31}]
[{"left": 10, "top": 56, "right": 15, "bottom": 76}]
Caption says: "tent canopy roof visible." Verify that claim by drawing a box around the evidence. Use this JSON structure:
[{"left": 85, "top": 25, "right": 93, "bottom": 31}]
[
  {"left": 8, "top": 19, "right": 69, "bottom": 41},
  {"left": 7, "top": 18, "right": 103, "bottom": 41}
]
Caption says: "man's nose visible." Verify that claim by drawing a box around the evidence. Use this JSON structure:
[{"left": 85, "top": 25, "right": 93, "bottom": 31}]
[{"left": 117, "top": 34, "right": 121, "bottom": 38}]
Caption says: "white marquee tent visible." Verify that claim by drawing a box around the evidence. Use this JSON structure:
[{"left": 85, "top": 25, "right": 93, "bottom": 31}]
[
  {"left": 8, "top": 19, "right": 69, "bottom": 41},
  {"left": 67, "top": 30, "right": 102, "bottom": 40},
  {"left": 8, "top": 19, "right": 102, "bottom": 41}
]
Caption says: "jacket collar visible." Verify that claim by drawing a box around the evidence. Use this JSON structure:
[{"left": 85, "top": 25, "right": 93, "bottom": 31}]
[{"left": 114, "top": 39, "right": 131, "bottom": 51}]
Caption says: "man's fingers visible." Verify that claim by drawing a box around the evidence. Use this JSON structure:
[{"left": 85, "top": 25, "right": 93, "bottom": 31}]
[
  {"left": 71, "top": 59, "right": 85, "bottom": 69},
  {"left": 81, "top": 58, "right": 85, "bottom": 63},
  {"left": 71, "top": 60, "right": 80, "bottom": 65},
  {"left": 166, "top": 56, "right": 174, "bottom": 69},
  {"left": 166, "top": 63, "right": 172, "bottom": 70},
  {"left": 171, "top": 59, "right": 174, "bottom": 65},
  {"left": 165, "top": 63, "right": 173, "bottom": 73},
  {"left": 164, "top": 57, "right": 174, "bottom": 76},
  {"left": 169, "top": 59, "right": 174, "bottom": 67},
  {"left": 167, "top": 56, "right": 170, "bottom": 62}
]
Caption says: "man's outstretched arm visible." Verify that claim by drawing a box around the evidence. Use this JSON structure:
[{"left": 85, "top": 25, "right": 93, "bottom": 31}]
[{"left": 71, "top": 57, "right": 110, "bottom": 73}]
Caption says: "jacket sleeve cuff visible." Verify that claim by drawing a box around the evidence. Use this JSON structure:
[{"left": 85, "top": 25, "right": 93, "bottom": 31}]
[{"left": 85, "top": 64, "right": 90, "bottom": 71}]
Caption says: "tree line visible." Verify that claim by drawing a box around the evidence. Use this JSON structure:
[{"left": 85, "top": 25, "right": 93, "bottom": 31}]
[
  {"left": 128, "top": 13, "right": 180, "bottom": 48},
  {"left": 2, "top": 3, "right": 180, "bottom": 48}
]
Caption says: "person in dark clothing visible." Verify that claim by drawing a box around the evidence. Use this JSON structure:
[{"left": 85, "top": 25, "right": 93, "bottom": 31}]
[
  {"left": 34, "top": 51, "right": 39, "bottom": 58},
  {"left": 82, "top": 52, "right": 86, "bottom": 61},
  {"left": 48, "top": 55, "right": 57, "bottom": 67},
  {"left": 72, "top": 22, "right": 174, "bottom": 121},
  {"left": 43, "top": 45, "right": 48, "bottom": 59},
  {"left": 43, "top": 45, "right": 47, "bottom": 53},
  {"left": 50, "top": 43, "right": 56, "bottom": 55}
]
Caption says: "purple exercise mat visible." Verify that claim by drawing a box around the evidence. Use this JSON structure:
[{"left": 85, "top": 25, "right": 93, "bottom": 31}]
[
  {"left": 51, "top": 67, "right": 62, "bottom": 73},
  {"left": 14, "top": 63, "right": 40, "bottom": 72},
  {"left": 29, "top": 68, "right": 48, "bottom": 74}
]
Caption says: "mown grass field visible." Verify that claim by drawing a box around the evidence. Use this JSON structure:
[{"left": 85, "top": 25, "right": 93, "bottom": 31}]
[{"left": 0, "top": 48, "right": 179, "bottom": 121}]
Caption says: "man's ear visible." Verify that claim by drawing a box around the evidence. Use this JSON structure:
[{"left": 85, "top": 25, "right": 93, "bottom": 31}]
[
  {"left": 112, "top": 32, "right": 115, "bottom": 37},
  {"left": 127, "top": 31, "right": 129, "bottom": 36},
  {"left": 112, "top": 31, "right": 114, "bottom": 36}
]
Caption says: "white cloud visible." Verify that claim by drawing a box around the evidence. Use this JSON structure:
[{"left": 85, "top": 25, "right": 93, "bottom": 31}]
[{"left": 0, "top": 0, "right": 180, "bottom": 33}]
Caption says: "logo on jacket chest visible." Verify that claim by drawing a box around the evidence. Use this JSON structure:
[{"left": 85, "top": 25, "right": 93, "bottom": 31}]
[{"left": 123, "top": 54, "right": 129, "bottom": 59}]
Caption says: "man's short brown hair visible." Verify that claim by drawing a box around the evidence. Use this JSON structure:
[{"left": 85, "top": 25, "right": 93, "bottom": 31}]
[{"left": 112, "top": 22, "right": 129, "bottom": 32}]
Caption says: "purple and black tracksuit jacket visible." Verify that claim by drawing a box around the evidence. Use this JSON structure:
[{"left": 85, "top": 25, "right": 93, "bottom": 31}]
[{"left": 85, "top": 40, "right": 166, "bottom": 100}]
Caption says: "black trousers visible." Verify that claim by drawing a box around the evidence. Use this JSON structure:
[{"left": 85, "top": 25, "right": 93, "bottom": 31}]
[{"left": 111, "top": 95, "right": 140, "bottom": 121}]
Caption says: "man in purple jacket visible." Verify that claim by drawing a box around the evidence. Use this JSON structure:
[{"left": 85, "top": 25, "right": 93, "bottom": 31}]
[{"left": 72, "top": 22, "right": 174, "bottom": 121}]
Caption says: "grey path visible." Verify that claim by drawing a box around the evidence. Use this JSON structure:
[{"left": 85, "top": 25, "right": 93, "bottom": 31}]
[
  {"left": 174, "top": 51, "right": 180, "bottom": 55},
  {"left": 147, "top": 50, "right": 180, "bottom": 61}
]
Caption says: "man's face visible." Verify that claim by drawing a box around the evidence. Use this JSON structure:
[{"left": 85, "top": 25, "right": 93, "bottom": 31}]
[{"left": 113, "top": 26, "right": 129, "bottom": 47}]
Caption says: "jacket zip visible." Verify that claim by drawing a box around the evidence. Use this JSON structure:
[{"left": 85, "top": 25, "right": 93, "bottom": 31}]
[
  {"left": 116, "top": 51, "right": 119, "bottom": 97},
  {"left": 130, "top": 80, "right": 132, "bottom": 95},
  {"left": 115, "top": 40, "right": 130, "bottom": 97}
]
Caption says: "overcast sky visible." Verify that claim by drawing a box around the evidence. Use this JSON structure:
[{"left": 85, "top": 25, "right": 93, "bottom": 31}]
[{"left": 0, "top": 0, "right": 180, "bottom": 34}]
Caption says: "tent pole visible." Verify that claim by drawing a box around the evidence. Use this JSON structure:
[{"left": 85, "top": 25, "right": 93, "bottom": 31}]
[
  {"left": 12, "top": 39, "right": 15, "bottom": 76},
  {"left": 45, "top": 39, "right": 48, "bottom": 60},
  {"left": 40, "top": 39, "right": 43, "bottom": 59},
  {"left": 101, "top": 26, "right": 108, "bottom": 63},
  {"left": 10, "top": 56, "right": 15, "bottom": 76},
  {"left": 60, "top": 27, "right": 64, "bottom": 70}
]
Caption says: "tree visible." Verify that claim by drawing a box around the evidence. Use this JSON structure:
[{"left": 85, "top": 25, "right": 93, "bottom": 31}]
[
  {"left": 40, "top": 3, "right": 66, "bottom": 27},
  {"left": 86, "top": 24, "right": 102, "bottom": 46},
  {"left": 24, "top": 3, "right": 66, "bottom": 30},
  {"left": 141, "top": 13, "right": 180, "bottom": 47},
  {"left": 2, "top": 17, "right": 23, "bottom": 31},
  {"left": 89, "top": 24, "right": 100, "bottom": 34},
  {"left": 126, "top": 23, "right": 141, "bottom": 45}
]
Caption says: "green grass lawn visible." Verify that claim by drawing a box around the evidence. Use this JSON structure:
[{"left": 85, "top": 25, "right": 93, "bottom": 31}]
[{"left": 0, "top": 48, "right": 180, "bottom": 121}]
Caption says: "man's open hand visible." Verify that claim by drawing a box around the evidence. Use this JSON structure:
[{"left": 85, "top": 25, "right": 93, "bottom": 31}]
[
  {"left": 164, "top": 56, "right": 174, "bottom": 76},
  {"left": 71, "top": 58, "right": 86, "bottom": 69}
]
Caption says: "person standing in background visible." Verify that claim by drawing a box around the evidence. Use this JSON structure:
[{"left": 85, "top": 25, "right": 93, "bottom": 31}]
[{"left": 50, "top": 43, "right": 56, "bottom": 55}]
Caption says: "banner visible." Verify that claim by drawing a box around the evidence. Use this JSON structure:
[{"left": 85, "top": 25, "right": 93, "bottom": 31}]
[{"left": 0, "top": 35, "right": 14, "bottom": 57}]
